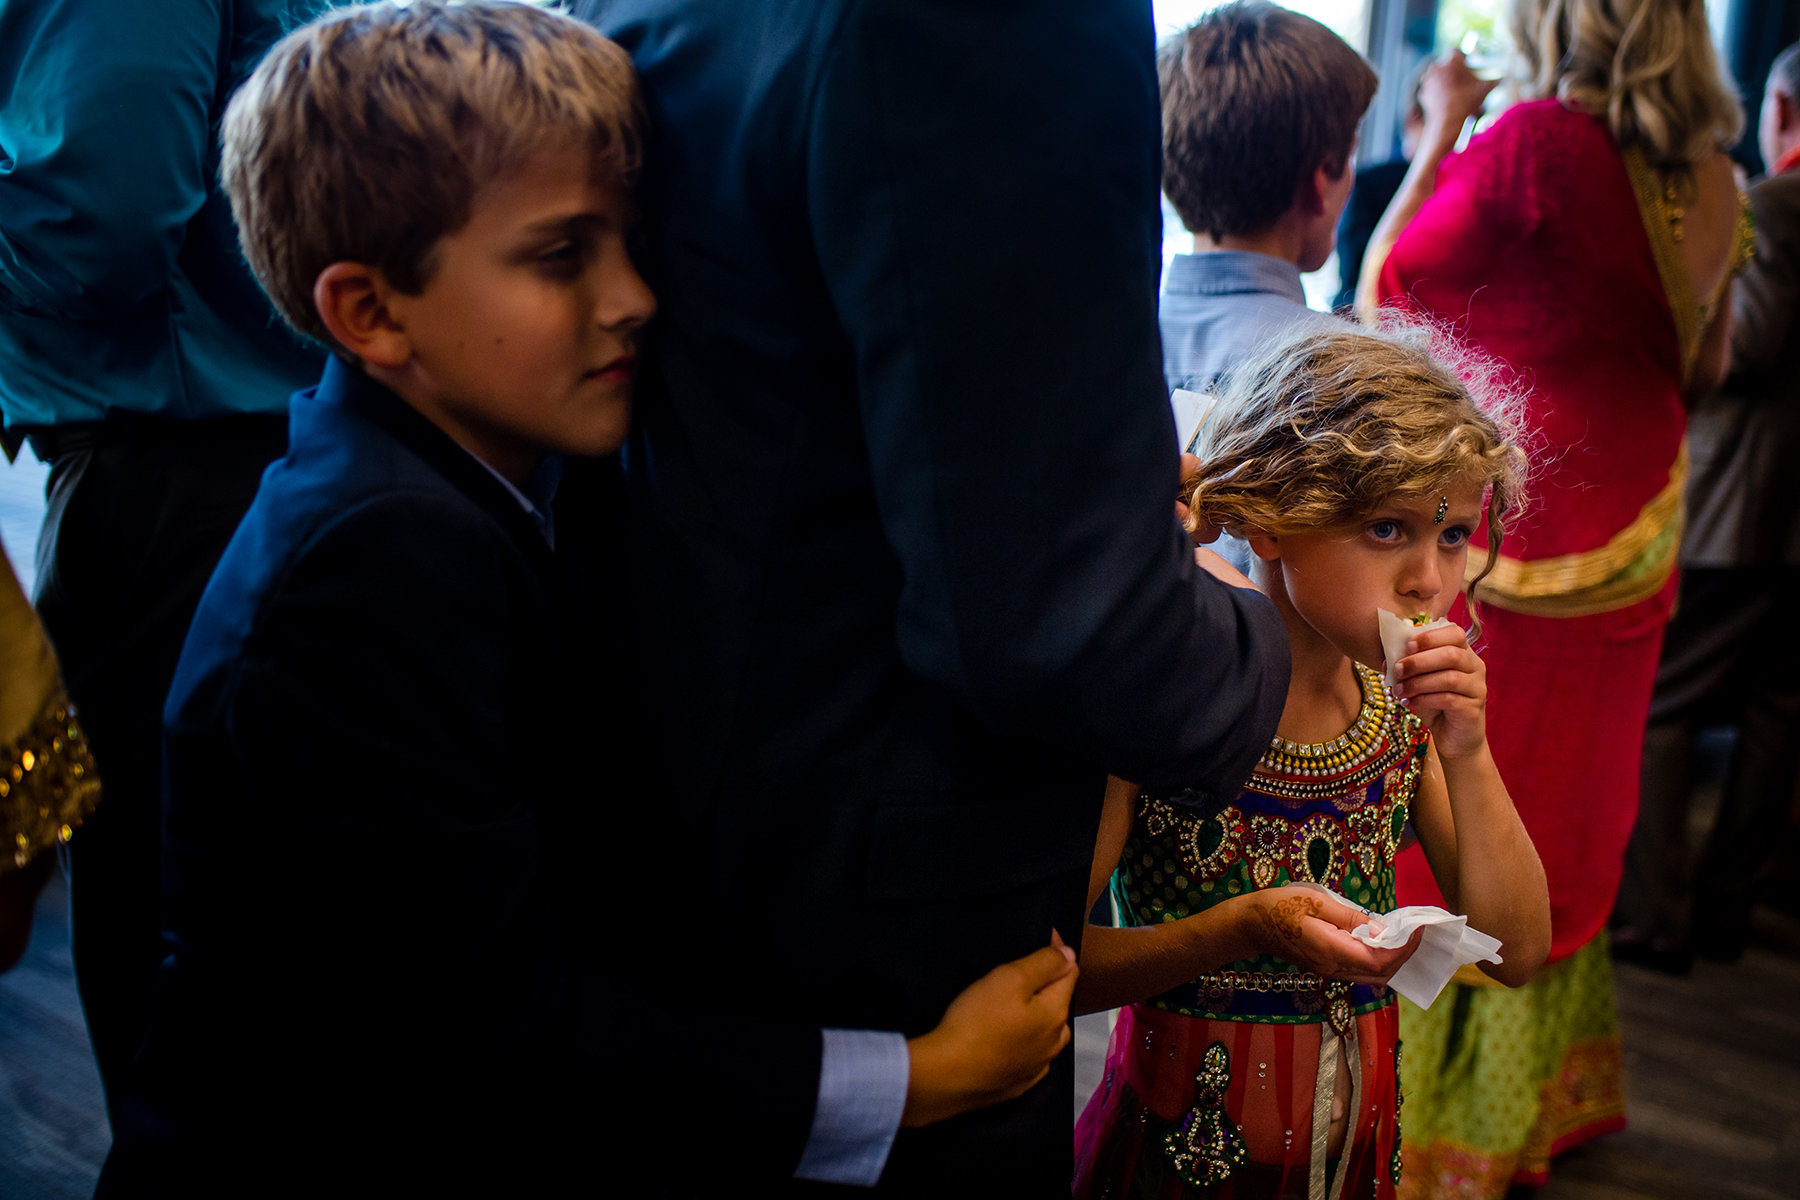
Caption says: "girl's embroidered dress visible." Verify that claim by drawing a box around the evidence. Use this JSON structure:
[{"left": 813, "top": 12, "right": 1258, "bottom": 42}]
[{"left": 1074, "top": 663, "right": 1428, "bottom": 1200}]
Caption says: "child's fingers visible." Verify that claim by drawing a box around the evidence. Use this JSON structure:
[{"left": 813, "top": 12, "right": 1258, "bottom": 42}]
[{"left": 1396, "top": 642, "right": 1476, "bottom": 679}]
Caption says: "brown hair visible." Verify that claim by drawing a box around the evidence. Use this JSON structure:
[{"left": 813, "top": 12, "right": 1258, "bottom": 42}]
[
  {"left": 1159, "top": 1, "right": 1378, "bottom": 240},
  {"left": 1509, "top": 0, "right": 1743, "bottom": 169},
  {"left": 221, "top": 0, "right": 643, "bottom": 353},
  {"left": 1183, "top": 318, "right": 1530, "bottom": 617}
]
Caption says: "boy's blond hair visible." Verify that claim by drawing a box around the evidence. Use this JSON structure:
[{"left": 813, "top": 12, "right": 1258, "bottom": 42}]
[
  {"left": 1183, "top": 318, "right": 1530, "bottom": 612},
  {"left": 221, "top": 1, "right": 643, "bottom": 353},
  {"left": 1159, "top": 1, "right": 1378, "bottom": 241}
]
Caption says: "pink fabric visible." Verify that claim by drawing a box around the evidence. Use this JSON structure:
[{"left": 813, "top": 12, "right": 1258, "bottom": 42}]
[
  {"left": 1074, "top": 1002, "right": 1401, "bottom": 1199},
  {"left": 1379, "top": 100, "right": 1684, "bottom": 961}
]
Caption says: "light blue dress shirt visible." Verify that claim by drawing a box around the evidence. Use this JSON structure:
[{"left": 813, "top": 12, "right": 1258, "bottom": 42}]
[
  {"left": 1160, "top": 250, "right": 1338, "bottom": 573},
  {"left": 1160, "top": 249, "right": 1336, "bottom": 445}
]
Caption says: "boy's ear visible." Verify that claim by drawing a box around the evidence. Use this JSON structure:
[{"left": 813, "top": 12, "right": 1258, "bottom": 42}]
[
  {"left": 1298, "top": 162, "right": 1334, "bottom": 216},
  {"left": 313, "top": 262, "right": 411, "bottom": 369},
  {"left": 1245, "top": 530, "right": 1281, "bottom": 561}
]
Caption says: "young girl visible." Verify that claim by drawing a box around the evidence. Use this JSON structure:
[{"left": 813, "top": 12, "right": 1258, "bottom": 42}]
[{"left": 1073, "top": 322, "right": 1551, "bottom": 1200}]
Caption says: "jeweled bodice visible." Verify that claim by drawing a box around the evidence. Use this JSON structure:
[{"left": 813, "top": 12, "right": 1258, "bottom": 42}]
[{"left": 1111, "top": 663, "right": 1428, "bottom": 1018}]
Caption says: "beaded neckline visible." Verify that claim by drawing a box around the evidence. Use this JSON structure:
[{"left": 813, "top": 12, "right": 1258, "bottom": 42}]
[{"left": 1257, "top": 662, "right": 1391, "bottom": 780}]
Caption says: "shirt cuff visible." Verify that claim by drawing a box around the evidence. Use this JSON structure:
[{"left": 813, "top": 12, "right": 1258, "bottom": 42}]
[{"left": 792, "top": 1028, "right": 909, "bottom": 1186}]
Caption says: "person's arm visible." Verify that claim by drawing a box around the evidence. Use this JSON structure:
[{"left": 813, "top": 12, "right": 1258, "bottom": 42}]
[
  {"left": 1390, "top": 624, "right": 1551, "bottom": 985},
  {"left": 1725, "top": 181, "right": 1797, "bottom": 385},
  {"left": 807, "top": 0, "right": 1287, "bottom": 801},
  {"left": 1076, "top": 770, "right": 1417, "bottom": 1014},
  {"left": 0, "top": 541, "right": 99, "bottom": 970},
  {"left": 1686, "top": 278, "right": 1734, "bottom": 404},
  {"left": 1355, "top": 51, "right": 1496, "bottom": 317},
  {"left": 0, "top": 0, "right": 222, "bottom": 318},
  {"left": 1076, "top": 884, "right": 1417, "bottom": 1015},
  {"left": 798, "top": 936, "right": 1078, "bottom": 1183}
]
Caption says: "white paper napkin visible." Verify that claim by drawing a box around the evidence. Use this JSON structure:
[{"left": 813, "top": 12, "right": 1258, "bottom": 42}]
[
  {"left": 1292, "top": 883, "right": 1504, "bottom": 1009},
  {"left": 1351, "top": 904, "right": 1503, "bottom": 1008}
]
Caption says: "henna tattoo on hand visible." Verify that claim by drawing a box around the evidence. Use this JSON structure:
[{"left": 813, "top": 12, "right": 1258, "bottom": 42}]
[{"left": 1256, "top": 895, "right": 1321, "bottom": 946}]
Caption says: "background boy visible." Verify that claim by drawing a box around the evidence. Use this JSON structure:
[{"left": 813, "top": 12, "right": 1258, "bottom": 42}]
[
  {"left": 97, "top": 5, "right": 1077, "bottom": 1193},
  {"left": 1158, "top": 1, "right": 1378, "bottom": 436}
]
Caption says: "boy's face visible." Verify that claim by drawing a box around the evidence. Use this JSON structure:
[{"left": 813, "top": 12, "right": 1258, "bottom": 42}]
[{"left": 389, "top": 147, "right": 654, "bottom": 483}]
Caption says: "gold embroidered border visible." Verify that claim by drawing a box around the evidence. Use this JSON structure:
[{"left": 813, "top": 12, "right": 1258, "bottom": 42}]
[
  {"left": 1462, "top": 441, "right": 1684, "bottom": 617},
  {"left": 2, "top": 695, "right": 100, "bottom": 874},
  {"left": 1622, "top": 145, "right": 1701, "bottom": 380}
]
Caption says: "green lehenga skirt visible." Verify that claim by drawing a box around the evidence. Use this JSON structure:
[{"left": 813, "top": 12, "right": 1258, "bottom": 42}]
[{"left": 1395, "top": 935, "right": 1624, "bottom": 1199}]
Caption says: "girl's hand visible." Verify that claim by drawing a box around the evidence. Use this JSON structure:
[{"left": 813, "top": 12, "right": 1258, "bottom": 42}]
[
  {"left": 1393, "top": 624, "right": 1487, "bottom": 760},
  {"left": 1243, "top": 886, "right": 1419, "bottom": 987}
]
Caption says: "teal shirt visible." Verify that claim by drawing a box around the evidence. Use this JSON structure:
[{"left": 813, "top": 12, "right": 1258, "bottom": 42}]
[{"left": 0, "top": 0, "right": 327, "bottom": 430}]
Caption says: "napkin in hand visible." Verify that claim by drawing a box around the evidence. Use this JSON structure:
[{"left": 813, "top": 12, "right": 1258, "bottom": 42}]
[{"left": 1351, "top": 904, "right": 1503, "bottom": 1008}]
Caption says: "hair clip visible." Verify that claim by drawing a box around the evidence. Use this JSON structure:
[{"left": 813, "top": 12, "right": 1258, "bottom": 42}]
[{"left": 1434, "top": 496, "right": 1449, "bottom": 525}]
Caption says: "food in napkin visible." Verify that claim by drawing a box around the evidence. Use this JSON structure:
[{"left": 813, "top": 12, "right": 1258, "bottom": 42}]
[{"left": 1377, "top": 608, "right": 1457, "bottom": 687}]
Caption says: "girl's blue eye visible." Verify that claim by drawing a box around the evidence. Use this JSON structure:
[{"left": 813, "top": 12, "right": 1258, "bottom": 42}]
[
  {"left": 1369, "top": 520, "right": 1401, "bottom": 541},
  {"left": 1440, "top": 525, "right": 1471, "bottom": 548}
]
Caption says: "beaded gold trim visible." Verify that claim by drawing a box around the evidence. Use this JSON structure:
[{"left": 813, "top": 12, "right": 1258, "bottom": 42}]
[
  {"left": 1464, "top": 443, "right": 1685, "bottom": 618},
  {"left": 1261, "top": 663, "right": 1389, "bottom": 774},
  {"left": 1246, "top": 665, "right": 1413, "bottom": 803},
  {"left": 1191, "top": 967, "right": 1331, "bottom": 993},
  {"left": 2, "top": 696, "right": 100, "bottom": 874},
  {"left": 1188, "top": 971, "right": 1359, "bottom": 1035}
]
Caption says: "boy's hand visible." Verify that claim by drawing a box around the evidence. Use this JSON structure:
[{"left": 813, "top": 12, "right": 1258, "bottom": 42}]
[
  {"left": 901, "top": 933, "right": 1079, "bottom": 1128},
  {"left": 1243, "top": 886, "right": 1419, "bottom": 986},
  {"left": 1393, "top": 624, "right": 1488, "bottom": 760},
  {"left": 1177, "top": 452, "right": 1216, "bottom": 538}
]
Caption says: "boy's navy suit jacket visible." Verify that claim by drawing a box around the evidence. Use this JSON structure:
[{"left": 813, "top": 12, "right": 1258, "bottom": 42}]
[
  {"left": 585, "top": 0, "right": 1292, "bottom": 1193},
  {"left": 97, "top": 358, "right": 817, "bottom": 1192}
]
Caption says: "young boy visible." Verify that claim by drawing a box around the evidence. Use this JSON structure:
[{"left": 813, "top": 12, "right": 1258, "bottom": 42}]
[
  {"left": 94, "top": 4, "right": 1074, "bottom": 1194},
  {"left": 1158, "top": 1, "right": 1378, "bottom": 432}
]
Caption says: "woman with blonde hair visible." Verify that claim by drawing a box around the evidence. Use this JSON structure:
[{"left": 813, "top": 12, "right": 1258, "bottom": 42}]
[{"left": 1356, "top": 0, "right": 1750, "bottom": 1195}]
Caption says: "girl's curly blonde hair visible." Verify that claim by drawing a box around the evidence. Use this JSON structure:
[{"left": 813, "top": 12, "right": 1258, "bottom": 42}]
[{"left": 1182, "top": 318, "right": 1530, "bottom": 610}]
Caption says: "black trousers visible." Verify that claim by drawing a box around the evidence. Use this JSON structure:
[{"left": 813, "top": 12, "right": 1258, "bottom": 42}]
[
  {"left": 1616, "top": 566, "right": 1800, "bottom": 953},
  {"left": 30, "top": 415, "right": 287, "bottom": 1119}
]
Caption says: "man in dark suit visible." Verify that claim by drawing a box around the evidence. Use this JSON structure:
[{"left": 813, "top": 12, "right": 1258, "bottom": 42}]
[
  {"left": 581, "top": 2, "right": 1292, "bottom": 1192},
  {"left": 1617, "top": 41, "right": 1800, "bottom": 971}
]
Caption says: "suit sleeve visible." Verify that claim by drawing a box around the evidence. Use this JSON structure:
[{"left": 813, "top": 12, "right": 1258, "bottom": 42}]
[
  {"left": 805, "top": 0, "right": 1287, "bottom": 796},
  {"left": 0, "top": 0, "right": 223, "bottom": 317},
  {"left": 212, "top": 494, "right": 827, "bottom": 1176}
]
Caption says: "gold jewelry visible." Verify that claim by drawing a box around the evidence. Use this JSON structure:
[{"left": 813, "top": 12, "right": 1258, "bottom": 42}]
[
  {"left": 1434, "top": 495, "right": 1449, "bottom": 524},
  {"left": 1261, "top": 663, "right": 1388, "bottom": 774}
]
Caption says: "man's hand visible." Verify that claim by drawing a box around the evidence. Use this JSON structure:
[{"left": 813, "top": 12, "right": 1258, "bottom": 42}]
[
  {"left": 902, "top": 933, "right": 1078, "bottom": 1127},
  {"left": 1244, "top": 886, "right": 1419, "bottom": 986}
]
